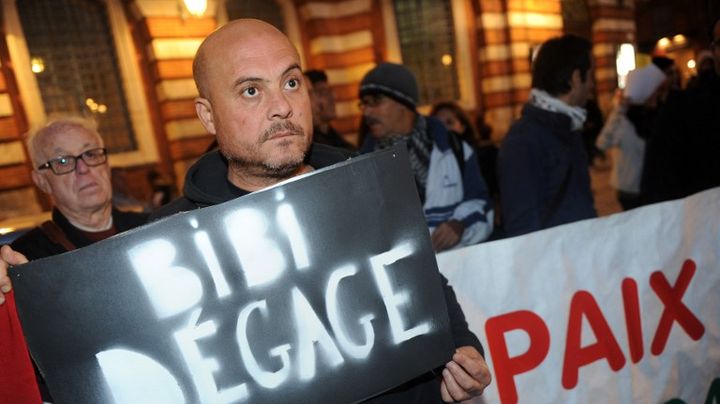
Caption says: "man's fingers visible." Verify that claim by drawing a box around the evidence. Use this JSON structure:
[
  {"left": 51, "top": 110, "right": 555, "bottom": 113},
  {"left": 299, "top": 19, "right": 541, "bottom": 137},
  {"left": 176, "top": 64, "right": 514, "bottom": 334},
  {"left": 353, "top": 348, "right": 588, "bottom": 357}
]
[
  {"left": 446, "top": 360, "right": 481, "bottom": 393},
  {"left": 432, "top": 224, "right": 460, "bottom": 252},
  {"left": 0, "top": 245, "right": 28, "bottom": 265},
  {"left": 0, "top": 276, "right": 10, "bottom": 293},
  {"left": 440, "top": 378, "right": 453, "bottom": 403},
  {"left": 1, "top": 245, "right": 28, "bottom": 266},
  {"left": 0, "top": 246, "right": 13, "bottom": 305},
  {"left": 0, "top": 245, "right": 27, "bottom": 303},
  {"left": 442, "top": 368, "right": 470, "bottom": 402},
  {"left": 454, "top": 348, "right": 492, "bottom": 389}
]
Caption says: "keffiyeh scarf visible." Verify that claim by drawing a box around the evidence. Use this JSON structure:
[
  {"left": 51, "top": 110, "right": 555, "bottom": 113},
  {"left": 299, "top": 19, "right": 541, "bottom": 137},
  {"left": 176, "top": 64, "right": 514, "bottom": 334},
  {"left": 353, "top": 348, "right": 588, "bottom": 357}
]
[
  {"left": 529, "top": 88, "right": 588, "bottom": 131},
  {"left": 374, "top": 116, "right": 433, "bottom": 199}
]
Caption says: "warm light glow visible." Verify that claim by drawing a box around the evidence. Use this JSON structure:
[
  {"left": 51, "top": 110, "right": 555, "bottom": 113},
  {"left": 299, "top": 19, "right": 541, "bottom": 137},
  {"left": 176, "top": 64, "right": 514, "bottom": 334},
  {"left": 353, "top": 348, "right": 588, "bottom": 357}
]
[
  {"left": 0, "top": 227, "right": 15, "bottom": 235},
  {"left": 30, "top": 57, "right": 45, "bottom": 74},
  {"left": 673, "top": 34, "right": 687, "bottom": 45},
  {"left": 441, "top": 54, "right": 453, "bottom": 66},
  {"left": 657, "top": 37, "right": 671, "bottom": 48},
  {"left": 86, "top": 98, "right": 98, "bottom": 112},
  {"left": 687, "top": 59, "right": 696, "bottom": 69},
  {"left": 183, "top": 0, "right": 207, "bottom": 17},
  {"left": 85, "top": 98, "right": 105, "bottom": 113},
  {"left": 615, "top": 43, "right": 636, "bottom": 89}
]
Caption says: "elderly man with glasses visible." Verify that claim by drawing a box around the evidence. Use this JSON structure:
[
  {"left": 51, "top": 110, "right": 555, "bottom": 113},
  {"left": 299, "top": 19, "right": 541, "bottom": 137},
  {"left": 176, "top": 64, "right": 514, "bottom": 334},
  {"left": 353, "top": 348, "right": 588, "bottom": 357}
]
[
  {"left": 2, "top": 116, "right": 147, "bottom": 402},
  {"left": 11, "top": 116, "right": 147, "bottom": 260}
]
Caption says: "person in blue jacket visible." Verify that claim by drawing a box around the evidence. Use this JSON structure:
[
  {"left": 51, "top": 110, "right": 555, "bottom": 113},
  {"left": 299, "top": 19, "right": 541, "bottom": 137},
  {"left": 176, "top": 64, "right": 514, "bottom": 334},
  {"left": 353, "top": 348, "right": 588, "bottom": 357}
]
[{"left": 498, "top": 35, "right": 597, "bottom": 237}]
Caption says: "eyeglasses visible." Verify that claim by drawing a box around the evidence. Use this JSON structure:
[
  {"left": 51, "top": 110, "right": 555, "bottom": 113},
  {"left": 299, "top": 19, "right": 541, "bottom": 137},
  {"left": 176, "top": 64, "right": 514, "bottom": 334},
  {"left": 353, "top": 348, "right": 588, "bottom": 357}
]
[
  {"left": 37, "top": 147, "right": 108, "bottom": 175},
  {"left": 358, "top": 94, "right": 386, "bottom": 109}
]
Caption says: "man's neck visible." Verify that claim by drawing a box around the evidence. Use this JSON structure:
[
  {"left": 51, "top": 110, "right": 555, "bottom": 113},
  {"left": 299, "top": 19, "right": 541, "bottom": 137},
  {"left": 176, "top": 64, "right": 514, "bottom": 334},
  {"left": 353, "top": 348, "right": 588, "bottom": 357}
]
[
  {"left": 394, "top": 111, "right": 418, "bottom": 137},
  {"left": 227, "top": 163, "right": 314, "bottom": 193},
  {"left": 58, "top": 203, "right": 113, "bottom": 232},
  {"left": 555, "top": 92, "right": 575, "bottom": 106}
]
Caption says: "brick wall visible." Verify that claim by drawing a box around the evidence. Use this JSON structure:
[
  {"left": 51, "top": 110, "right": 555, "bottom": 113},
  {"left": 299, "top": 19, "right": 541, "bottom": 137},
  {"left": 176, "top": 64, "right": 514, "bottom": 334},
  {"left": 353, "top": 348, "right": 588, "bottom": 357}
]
[
  {"left": 297, "top": 0, "right": 385, "bottom": 146},
  {"left": 473, "top": 0, "right": 564, "bottom": 140},
  {"left": 588, "top": 0, "right": 636, "bottom": 114},
  {"left": 0, "top": 27, "right": 43, "bottom": 218},
  {"left": 125, "top": 0, "right": 217, "bottom": 192}
]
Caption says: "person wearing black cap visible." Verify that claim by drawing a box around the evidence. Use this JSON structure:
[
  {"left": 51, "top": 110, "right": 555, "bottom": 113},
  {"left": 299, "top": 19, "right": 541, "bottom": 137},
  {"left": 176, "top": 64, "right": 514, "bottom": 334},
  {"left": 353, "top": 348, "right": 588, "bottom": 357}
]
[{"left": 358, "top": 63, "right": 493, "bottom": 251}]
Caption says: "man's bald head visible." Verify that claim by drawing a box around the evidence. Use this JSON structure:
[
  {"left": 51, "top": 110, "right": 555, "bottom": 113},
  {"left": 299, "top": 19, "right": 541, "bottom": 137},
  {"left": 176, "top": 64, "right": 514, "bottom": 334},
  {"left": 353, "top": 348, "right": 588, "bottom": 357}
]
[{"left": 193, "top": 19, "right": 297, "bottom": 99}]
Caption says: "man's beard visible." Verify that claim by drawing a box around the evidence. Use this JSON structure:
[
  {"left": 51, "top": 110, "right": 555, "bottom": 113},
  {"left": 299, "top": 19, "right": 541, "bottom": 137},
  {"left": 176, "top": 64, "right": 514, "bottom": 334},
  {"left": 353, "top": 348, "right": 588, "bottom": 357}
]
[{"left": 223, "top": 120, "right": 310, "bottom": 180}]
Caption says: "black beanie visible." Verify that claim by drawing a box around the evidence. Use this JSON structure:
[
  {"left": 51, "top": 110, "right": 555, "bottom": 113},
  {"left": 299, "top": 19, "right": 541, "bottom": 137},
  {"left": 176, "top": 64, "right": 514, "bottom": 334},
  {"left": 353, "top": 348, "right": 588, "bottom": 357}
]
[{"left": 359, "top": 62, "right": 419, "bottom": 111}]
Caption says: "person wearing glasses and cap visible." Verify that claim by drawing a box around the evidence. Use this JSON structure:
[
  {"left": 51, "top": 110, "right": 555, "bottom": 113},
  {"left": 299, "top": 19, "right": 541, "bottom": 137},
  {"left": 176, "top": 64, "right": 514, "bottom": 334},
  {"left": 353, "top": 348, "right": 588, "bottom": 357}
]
[
  {"left": 358, "top": 63, "right": 493, "bottom": 251},
  {"left": 1, "top": 116, "right": 147, "bottom": 403}
]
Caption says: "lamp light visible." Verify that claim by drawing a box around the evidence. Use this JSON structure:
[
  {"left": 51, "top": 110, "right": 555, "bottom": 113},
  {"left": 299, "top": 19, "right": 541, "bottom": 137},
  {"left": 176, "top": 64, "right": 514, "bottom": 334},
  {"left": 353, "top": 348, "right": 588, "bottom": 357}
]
[{"left": 183, "top": 0, "right": 207, "bottom": 17}]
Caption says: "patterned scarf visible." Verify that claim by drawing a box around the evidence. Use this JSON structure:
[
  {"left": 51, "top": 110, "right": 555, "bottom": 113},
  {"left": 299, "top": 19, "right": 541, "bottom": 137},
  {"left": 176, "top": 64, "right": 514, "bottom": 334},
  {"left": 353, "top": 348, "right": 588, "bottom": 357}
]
[
  {"left": 374, "top": 116, "right": 433, "bottom": 198},
  {"left": 529, "top": 88, "right": 588, "bottom": 131}
]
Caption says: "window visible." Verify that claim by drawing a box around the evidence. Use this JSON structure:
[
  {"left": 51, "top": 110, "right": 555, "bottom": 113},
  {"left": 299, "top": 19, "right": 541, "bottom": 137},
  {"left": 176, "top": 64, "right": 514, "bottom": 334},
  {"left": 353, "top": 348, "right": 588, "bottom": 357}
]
[
  {"left": 561, "top": 0, "right": 591, "bottom": 39},
  {"left": 225, "top": 0, "right": 286, "bottom": 33},
  {"left": 392, "top": 0, "right": 460, "bottom": 105},
  {"left": 17, "top": 0, "right": 136, "bottom": 153}
]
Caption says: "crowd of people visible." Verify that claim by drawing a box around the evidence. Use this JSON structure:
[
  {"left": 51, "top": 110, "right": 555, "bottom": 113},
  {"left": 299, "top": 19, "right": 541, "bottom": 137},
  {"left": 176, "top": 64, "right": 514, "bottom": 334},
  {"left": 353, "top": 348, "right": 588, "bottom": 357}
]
[{"left": 1, "top": 14, "right": 719, "bottom": 403}]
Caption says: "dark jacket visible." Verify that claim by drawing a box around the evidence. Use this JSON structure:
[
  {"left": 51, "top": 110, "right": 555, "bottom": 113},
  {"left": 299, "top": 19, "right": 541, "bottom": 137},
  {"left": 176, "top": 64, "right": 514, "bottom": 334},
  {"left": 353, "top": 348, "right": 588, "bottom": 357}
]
[
  {"left": 152, "top": 143, "right": 483, "bottom": 403},
  {"left": 642, "top": 75, "right": 720, "bottom": 203},
  {"left": 313, "top": 125, "right": 356, "bottom": 151},
  {"left": 499, "top": 104, "right": 596, "bottom": 237},
  {"left": 12, "top": 208, "right": 148, "bottom": 261}
]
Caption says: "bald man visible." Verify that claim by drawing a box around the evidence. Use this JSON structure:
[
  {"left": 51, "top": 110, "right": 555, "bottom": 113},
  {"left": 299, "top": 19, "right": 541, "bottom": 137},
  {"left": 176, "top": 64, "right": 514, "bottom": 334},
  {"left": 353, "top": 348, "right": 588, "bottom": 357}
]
[{"left": 151, "top": 19, "right": 491, "bottom": 402}]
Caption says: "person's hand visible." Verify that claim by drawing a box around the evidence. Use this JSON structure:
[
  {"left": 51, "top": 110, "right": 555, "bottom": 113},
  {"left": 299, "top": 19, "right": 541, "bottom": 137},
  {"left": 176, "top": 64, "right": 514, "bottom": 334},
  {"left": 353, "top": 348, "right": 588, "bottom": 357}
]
[
  {"left": 0, "top": 245, "right": 28, "bottom": 305},
  {"left": 431, "top": 220, "right": 464, "bottom": 252},
  {"left": 440, "top": 346, "right": 491, "bottom": 402}
]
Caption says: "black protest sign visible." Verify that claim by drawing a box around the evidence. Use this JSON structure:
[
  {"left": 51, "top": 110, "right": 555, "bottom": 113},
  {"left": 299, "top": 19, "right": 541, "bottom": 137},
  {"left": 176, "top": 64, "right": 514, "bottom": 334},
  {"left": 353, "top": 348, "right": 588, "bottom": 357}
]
[{"left": 11, "top": 147, "right": 455, "bottom": 404}]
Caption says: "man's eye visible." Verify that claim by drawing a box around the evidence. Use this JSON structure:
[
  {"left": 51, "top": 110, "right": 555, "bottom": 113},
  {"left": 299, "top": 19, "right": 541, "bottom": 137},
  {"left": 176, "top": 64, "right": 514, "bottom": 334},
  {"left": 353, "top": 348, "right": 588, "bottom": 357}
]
[
  {"left": 242, "top": 87, "right": 258, "bottom": 97},
  {"left": 57, "top": 157, "right": 70, "bottom": 165},
  {"left": 285, "top": 79, "right": 298, "bottom": 90}
]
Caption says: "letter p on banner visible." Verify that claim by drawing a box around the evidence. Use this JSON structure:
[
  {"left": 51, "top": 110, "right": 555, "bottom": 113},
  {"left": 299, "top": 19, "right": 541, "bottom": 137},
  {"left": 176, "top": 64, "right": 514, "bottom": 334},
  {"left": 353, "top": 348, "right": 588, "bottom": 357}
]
[{"left": 485, "top": 310, "right": 550, "bottom": 404}]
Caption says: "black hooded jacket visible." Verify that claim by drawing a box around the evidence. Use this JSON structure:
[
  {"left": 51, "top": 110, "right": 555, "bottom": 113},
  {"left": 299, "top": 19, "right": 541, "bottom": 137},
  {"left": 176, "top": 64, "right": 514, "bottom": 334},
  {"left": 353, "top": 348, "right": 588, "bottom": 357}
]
[
  {"left": 152, "top": 143, "right": 353, "bottom": 216},
  {"left": 151, "top": 143, "right": 483, "bottom": 403}
]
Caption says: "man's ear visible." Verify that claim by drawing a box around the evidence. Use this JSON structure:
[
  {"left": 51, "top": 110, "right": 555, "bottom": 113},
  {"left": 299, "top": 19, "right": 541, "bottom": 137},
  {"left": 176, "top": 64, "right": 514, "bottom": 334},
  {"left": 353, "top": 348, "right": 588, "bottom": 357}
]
[
  {"left": 31, "top": 170, "right": 51, "bottom": 195},
  {"left": 570, "top": 69, "right": 582, "bottom": 89},
  {"left": 195, "top": 97, "right": 217, "bottom": 135}
]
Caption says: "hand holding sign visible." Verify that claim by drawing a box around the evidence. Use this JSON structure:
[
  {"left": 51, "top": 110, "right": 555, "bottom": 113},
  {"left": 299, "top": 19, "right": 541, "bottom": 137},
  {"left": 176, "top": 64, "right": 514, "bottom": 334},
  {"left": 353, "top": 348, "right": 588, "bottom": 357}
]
[
  {"left": 0, "top": 245, "right": 27, "bottom": 305},
  {"left": 440, "top": 346, "right": 492, "bottom": 402},
  {"left": 11, "top": 149, "right": 465, "bottom": 403},
  {"left": 431, "top": 220, "right": 465, "bottom": 252}
]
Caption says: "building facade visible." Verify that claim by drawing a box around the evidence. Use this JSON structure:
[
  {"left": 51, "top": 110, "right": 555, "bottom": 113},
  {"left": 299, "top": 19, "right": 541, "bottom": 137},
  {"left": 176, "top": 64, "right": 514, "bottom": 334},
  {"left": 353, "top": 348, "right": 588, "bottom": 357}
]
[{"left": 0, "top": 0, "right": 637, "bottom": 220}]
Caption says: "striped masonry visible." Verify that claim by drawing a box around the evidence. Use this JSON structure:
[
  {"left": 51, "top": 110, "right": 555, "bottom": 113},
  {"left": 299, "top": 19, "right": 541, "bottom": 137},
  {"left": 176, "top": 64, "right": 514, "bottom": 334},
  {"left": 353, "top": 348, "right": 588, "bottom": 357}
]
[
  {"left": 475, "top": 0, "right": 562, "bottom": 139},
  {"left": 0, "top": 46, "right": 33, "bottom": 191},
  {"left": 587, "top": 0, "right": 636, "bottom": 113},
  {"left": 299, "top": 0, "right": 377, "bottom": 142},
  {"left": 0, "top": 39, "right": 42, "bottom": 215},
  {"left": 128, "top": 0, "right": 216, "bottom": 179}
]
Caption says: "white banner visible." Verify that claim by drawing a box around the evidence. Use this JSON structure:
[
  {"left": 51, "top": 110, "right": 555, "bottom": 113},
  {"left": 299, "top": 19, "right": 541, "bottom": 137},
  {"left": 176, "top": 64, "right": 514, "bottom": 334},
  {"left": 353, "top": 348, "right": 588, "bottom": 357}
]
[{"left": 438, "top": 188, "right": 720, "bottom": 404}]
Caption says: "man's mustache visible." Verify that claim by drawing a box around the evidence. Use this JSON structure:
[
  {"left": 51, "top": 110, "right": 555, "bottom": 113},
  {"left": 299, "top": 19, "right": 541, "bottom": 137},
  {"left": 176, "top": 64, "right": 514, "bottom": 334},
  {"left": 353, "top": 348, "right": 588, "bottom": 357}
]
[{"left": 261, "top": 121, "right": 305, "bottom": 142}]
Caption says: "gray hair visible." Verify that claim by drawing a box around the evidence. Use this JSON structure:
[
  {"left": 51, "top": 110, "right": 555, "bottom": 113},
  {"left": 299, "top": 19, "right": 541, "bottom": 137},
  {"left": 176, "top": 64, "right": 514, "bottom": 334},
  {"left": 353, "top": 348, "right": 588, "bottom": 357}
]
[{"left": 26, "top": 116, "right": 103, "bottom": 168}]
